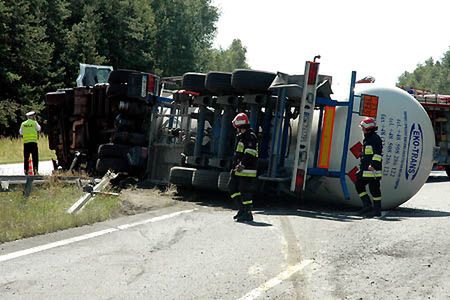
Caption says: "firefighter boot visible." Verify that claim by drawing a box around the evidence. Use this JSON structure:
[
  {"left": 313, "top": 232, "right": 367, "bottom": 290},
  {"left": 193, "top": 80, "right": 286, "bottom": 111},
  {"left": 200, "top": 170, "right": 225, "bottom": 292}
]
[
  {"left": 233, "top": 208, "right": 244, "bottom": 220},
  {"left": 373, "top": 200, "right": 382, "bottom": 217},
  {"left": 357, "top": 195, "right": 373, "bottom": 216},
  {"left": 233, "top": 197, "right": 244, "bottom": 220},
  {"left": 237, "top": 205, "right": 253, "bottom": 222}
]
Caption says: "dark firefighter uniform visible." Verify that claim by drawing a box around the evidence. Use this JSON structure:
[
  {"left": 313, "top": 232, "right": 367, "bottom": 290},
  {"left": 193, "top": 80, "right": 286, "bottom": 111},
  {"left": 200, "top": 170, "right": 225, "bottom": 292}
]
[
  {"left": 228, "top": 128, "right": 259, "bottom": 222},
  {"left": 355, "top": 130, "right": 383, "bottom": 217}
]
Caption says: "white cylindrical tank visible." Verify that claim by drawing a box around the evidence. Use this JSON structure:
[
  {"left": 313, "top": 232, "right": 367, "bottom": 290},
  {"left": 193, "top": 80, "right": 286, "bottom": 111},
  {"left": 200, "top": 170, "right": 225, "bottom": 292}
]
[{"left": 302, "top": 86, "right": 435, "bottom": 209}]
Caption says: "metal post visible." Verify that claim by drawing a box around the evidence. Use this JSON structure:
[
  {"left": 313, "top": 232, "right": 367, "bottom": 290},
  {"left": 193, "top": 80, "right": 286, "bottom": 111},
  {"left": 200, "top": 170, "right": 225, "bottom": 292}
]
[
  {"left": 260, "top": 102, "right": 273, "bottom": 159},
  {"left": 313, "top": 106, "right": 324, "bottom": 167},
  {"left": 146, "top": 105, "right": 158, "bottom": 179},
  {"left": 211, "top": 108, "right": 222, "bottom": 155},
  {"left": 168, "top": 106, "right": 175, "bottom": 128},
  {"left": 250, "top": 104, "right": 259, "bottom": 132},
  {"left": 194, "top": 106, "right": 206, "bottom": 157},
  {"left": 268, "top": 88, "right": 287, "bottom": 177},
  {"left": 339, "top": 71, "right": 357, "bottom": 200},
  {"left": 218, "top": 107, "right": 233, "bottom": 159},
  {"left": 279, "top": 104, "right": 291, "bottom": 166}
]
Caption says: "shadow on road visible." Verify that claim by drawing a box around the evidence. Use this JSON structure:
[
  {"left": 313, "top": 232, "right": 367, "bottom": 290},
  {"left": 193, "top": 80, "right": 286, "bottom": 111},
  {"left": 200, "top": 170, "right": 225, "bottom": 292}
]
[
  {"left": 259, "top": 208, "right": 362, "bottom": 222},
  {"left": 426, "top": 175, "right": 450, "bottom": 184},
  {"left": 237, "top": 220, "right": 273, "bottom": 227},
  {"left": 159, "top": 186, "right": 450, "bottom": 223},
  {"left": 379, "top": 207, "right": 450, "bottom": 221}
]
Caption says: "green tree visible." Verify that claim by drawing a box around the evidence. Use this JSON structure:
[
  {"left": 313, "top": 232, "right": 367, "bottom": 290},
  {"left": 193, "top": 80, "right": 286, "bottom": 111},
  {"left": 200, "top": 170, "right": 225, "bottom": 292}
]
[
  {"left": 150, "top": 0, "right": 219, "bottom": 76},
  {"left": 43, "top": 0, "right": 71, "bottom": 90},
  {"left": 207, "top": 39, "right": 250, "bottom": 72},
  {"left": 0, "top": 0, "right": 53, "bottom": 134},
  {"left": 398, "top": 47, "right": 450, "bottom": 94},
  {"left": 61, "top": 4, "right": 107, "bottom": 86},
  {"left": 97, "top": 0, "right": 155, "bottom": 72}
]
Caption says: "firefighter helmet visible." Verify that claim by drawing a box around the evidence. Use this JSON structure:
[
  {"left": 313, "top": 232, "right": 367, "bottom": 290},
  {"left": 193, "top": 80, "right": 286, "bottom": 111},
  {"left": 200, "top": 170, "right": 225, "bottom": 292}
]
[
  {"left": 232, "top": 112, "right": 250, "bottom": 128},
  {"left": 359, "top": 117, "right": 377, "bottom": 130}
]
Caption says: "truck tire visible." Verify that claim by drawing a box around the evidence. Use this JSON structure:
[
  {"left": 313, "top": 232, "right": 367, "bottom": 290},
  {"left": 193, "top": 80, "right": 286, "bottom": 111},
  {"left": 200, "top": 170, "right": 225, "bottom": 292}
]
[
  {"left": 118, "top": 100, "right": 148, "bottom": 117},
  {"left": 182, "top": 73, "right": 208, "bottom": 94},
  {"left": 183, "top": 139, "right": 195, "bottom": 156},
  {"left": 217, "top": 171, "right": 231, "bottom": 192},
  {"left": 106, "top": 84, "right": 127, "bottom": 97},
  {"left": 115, "top": 114, "right": 137, "bottom": 131},
  {"left": 96, "top": 157, "right": 130, "bottom": 175},
  {"left": 97, "top": 143, "right": 131, "bottom": 159},
  {"left": 169, "top": 167, "right": 195, "bottom": 187},
  {"left": 111, "top": 131, "right": 129, "bottom": 144},
  {"left": 128, "top": 132, "right": 147, "bottom": 146},
  {"left": 205, "top": 72, "right": 234, "bottom": 95},
  {"left": 192, "top": 169, "right": 220, "bottom": 190},
  {"left": 231, "top": 69, "right": 276, "bottom": 93},
  {"left": 111, "top": 132, "right": 147, "bottom": 146},
  {"left": 108, "top": 69, "right": 138, "bottom": 84},
  {"left": 446, "top": 166, "right": 450, "bottom": 177}
]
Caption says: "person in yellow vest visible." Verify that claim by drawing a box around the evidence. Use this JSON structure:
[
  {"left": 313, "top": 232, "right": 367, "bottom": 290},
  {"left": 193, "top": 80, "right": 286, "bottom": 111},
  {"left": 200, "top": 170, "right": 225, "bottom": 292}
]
[{"left": 19, "top": 111, "right": 41, "bottom": 175}]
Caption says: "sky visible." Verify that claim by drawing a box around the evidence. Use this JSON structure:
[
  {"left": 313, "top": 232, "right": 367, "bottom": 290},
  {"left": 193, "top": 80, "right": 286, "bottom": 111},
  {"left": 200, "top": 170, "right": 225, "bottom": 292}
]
[{"left": 212, "top": 0, "right": 450, "bottom": 98}]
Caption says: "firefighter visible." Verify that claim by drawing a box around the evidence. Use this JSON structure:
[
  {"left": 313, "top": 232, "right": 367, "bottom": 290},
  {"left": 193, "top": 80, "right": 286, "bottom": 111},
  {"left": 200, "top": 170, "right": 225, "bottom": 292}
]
[
  {"left": 355, "top": 117, "right": 383, "bottom": 218},
  {"left": 228, "top": 112, "right": 259, "bottom": 222},
  {"left": 19, "top": 111, "right": 41, "bottom": 175}
]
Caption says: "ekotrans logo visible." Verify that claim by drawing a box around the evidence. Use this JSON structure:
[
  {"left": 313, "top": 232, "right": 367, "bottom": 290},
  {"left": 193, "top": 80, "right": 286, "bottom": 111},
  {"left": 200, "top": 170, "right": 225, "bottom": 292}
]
[{"left": 405, "top": 123, "right": 423, "bottom": 181}]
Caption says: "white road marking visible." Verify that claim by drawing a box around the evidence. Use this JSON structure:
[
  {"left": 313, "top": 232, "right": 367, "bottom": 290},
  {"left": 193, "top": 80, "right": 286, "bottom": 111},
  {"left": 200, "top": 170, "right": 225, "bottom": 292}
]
[
  {"left": 238, "top": 259, "right": 313, "bottom": 300},
  {"left": 0, "top": 209, "right": 195, "bottom": 263}
]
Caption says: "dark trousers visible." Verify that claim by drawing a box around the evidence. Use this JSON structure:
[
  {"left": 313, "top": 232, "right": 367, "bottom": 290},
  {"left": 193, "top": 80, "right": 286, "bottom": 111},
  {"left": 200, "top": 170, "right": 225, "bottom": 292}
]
[
  {"left": 354, "top": 171, "right": 381, "bottom": 206},
  {"left": 23, "top": 142, "right": 39, "bottom": 175},
  {"left": 228, "top": 172, "right": 256, "bottom": 209}
]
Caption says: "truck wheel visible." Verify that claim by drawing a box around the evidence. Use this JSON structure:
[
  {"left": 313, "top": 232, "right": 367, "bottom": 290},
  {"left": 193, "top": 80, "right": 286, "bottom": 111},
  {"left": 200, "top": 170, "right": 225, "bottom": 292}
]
[
  {"left": 128, "top": 132, "right": 147, "bottom": 146},
  {"left": 205, "top": 72, "right": 234, "bottom": 95},
  {"left": 183, "top": 139, "right": 195, "bottom": 156},
  {"left": 96, "top": 157, "right": 130, "bottom": 175},
  {"left": 192, "top": 169, "right": 220, "bottom": 190},
  {"left": 182, "top": 73, "right": 208, "bottom": 94},
  {"left": 106, "top": 84, "right": 127, "bottom": 97},
  {"left": 118, "top": 100, "right": 149, "bottom": 117},
  {"left": 127, "top": 146, "right": 148, "bottom": 168},
  {"left": 169, "top": 167, "right": 195, "bottom": 187},
  {"left": 115, "top": 114, "right": 137, "bottom": 131},
  {"left": 217, "top": 171, "right": 231, "bottom": 192},
  {"left": 108, "top": 69, "right": 138, "bottom": 84},
  {"left": 97, "top": 143, "right": 131, "bottom": 159},
  {"left": 231, "top": 69, "right": 276, "bottom": 93},
  {"left": 111, "top": 132, "right": 147, "bottom": 146},
  {"left": 446, "top": 166, "right": 450, "bottom": 177},
  {"left": 111, "top": 131, "right": 129, "bottom": 144}
]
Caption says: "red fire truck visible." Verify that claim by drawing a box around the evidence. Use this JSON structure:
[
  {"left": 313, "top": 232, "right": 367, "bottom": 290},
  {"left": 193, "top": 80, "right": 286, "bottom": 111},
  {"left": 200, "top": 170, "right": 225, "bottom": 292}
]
[{"left": 404, "top": 87, "right": 450, "bottom": 177}]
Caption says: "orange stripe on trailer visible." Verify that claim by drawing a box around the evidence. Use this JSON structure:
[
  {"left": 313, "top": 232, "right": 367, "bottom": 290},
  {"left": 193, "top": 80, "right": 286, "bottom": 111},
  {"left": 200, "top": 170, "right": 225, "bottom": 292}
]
[{"left": 318, "top": 106, "right": 335, "bottom": 169}]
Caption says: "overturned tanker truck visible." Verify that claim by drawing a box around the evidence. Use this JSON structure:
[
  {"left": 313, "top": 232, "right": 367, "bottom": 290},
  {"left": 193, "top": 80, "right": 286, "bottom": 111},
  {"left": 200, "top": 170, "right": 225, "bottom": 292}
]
[
  {"left": 45, "top": 59, "right": 436, "bottom": 209},
  {"left": 160, "top": 58, "right": 436, "bottom": 209}
]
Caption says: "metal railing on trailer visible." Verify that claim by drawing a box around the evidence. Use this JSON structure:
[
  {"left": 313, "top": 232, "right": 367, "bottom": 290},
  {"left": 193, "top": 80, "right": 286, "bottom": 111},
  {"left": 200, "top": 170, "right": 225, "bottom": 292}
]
[
  {"left": 145, "top": 92, "right": 193, "bottom": 184},
  {"left": 260, "top": 59, "right": 378, "bottom": 200}
]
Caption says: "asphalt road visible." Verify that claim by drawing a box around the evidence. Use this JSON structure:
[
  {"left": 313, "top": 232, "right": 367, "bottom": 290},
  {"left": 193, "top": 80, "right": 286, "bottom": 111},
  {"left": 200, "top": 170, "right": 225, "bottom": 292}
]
[
  {"left": 1, "top": 173, "right": 449, "bottom": 299},
  {"left": 0, "top": 161, "right": 53, "bottom": 176}
]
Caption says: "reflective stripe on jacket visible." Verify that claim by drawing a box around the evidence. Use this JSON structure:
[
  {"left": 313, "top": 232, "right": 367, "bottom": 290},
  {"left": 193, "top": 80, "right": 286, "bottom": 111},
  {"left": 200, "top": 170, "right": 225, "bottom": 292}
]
[{"left": 21, "top": 119, "right": 38, "bottom": 144}]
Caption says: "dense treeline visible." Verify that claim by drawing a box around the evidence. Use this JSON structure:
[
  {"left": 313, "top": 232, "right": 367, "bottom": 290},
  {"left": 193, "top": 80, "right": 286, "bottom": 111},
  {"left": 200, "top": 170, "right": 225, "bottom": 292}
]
[
  {"left": 0, "top": 0, "right": 249, "bottom": 136},
  {"left": 397, "top": 48, "right": 450, "bottom": 94}
]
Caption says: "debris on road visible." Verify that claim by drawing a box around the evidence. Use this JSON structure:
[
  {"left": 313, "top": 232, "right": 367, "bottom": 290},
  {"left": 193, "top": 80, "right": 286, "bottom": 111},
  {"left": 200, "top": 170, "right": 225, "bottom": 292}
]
[{"left": 67, "top": 171, "right": 118, "bottom": 214}]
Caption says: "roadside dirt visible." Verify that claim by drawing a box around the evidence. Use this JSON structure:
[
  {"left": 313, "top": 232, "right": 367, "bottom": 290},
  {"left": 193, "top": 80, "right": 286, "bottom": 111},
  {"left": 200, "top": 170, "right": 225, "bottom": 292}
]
[{"left": 119, "top": 188, "right": 179, "bottom": 215}]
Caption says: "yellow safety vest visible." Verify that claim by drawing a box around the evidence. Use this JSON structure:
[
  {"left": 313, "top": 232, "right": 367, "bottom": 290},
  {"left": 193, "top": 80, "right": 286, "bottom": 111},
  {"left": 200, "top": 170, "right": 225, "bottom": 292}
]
[{"left": 21, "top": 119, "right": 38, "bottom": 143}]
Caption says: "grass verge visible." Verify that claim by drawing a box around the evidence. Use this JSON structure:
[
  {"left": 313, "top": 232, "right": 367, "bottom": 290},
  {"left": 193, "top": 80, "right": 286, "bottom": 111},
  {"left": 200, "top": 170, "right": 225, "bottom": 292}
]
[
  {"left": 0, "top": 135, "right": 56, "bottom": 164},
  {"left": 0, "top": 180, "right": 121, "bottom": 244}
]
